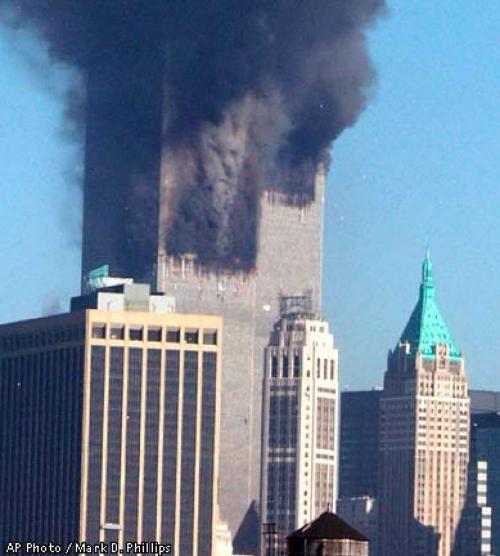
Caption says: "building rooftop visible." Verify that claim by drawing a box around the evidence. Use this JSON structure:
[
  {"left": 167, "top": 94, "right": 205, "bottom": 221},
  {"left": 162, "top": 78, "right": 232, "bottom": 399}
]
[
  {"left": 288, "top": 511, "right": 368, "bottom": 542},
  {"left": 71, "top": 281, "right": 175, "bottom": 314},
  {"left": 470, "top": 390, "right": 500, "bottom": 414},
  {"left": 397, "top": 251, "right": 460, "bottom": 359},
  {"left": 472, "top": 412, "right": 500, "bottom": 429}
]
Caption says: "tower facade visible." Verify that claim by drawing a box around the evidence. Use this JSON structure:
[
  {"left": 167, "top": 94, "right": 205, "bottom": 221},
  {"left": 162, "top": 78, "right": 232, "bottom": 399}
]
[
  {"left": 339, "top": 390, "right": 381, "bottom": 499},
  {"left": 453, "top": 460, "right": 492, "bottom": 556},
  {"left": 466, "top": 413, "right": 500, "bottom": 553},
  {"left": 378, "top": 253, "right": 470, "bottom": 556},
  {"left": 82, "top": 61, "right": 325, "bottom": 549},
  {"left": 260, "top": 303, "right": 339, "bottom": 554},
  {"left": 0, "top": 284, "right": 222, "bottom": 555}
]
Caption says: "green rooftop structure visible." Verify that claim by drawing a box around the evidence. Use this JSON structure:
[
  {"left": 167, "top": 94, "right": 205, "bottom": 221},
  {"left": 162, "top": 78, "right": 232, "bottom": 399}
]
[{"left": 397, "top": 251, "right": 461, "bottom": 359}]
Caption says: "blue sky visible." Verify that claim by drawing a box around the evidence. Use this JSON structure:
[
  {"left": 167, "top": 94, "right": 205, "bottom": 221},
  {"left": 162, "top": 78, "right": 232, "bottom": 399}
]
[{"left": 1, "top": 1, "right": 499, "bottom": 390}]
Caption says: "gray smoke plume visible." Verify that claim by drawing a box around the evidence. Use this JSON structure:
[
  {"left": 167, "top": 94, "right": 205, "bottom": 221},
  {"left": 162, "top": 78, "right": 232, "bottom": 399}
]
[
  {"left": 1, "top": 0, "right": 386, "bottom": 271},
  {"left": 41, "top": 294, "right": 62, "bottom": 317}
]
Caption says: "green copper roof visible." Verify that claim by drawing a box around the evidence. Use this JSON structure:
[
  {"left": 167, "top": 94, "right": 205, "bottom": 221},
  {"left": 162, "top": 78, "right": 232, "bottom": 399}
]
[{"left": 398, "top": 251, "right": 461, "bottom": 358}]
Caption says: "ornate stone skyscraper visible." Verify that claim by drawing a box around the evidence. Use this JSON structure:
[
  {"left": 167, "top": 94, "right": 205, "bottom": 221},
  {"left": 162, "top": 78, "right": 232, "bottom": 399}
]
[
  {"left": 260, "top": 298, "right": 339, "bottom": 554},
  {"left": 378, "top": 253, "right": 470, "bottom": 556}
]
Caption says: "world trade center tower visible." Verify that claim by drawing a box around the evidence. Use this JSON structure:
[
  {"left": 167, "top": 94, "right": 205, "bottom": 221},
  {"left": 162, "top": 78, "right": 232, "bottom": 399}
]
[{"left": 81, "top": 55, "right": 325, "bottom": 553}]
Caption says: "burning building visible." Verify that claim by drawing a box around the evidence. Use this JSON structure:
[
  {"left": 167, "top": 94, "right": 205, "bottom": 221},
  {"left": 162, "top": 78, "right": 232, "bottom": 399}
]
[{"left": 1, "top": 1, "right": 386, "bottom": 552}]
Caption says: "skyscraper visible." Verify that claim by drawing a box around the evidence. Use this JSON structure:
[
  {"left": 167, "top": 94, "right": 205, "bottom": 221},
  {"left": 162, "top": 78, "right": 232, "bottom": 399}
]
[
  {"left": 83, "top": 79, "right": 326, "bottom": 548},
  {"left": 378, "top": 253, "right": 470, "bottom": 556},
  {"left": 260, "top": 297, "right": 339, "bottom": 554},
  {"left": 0, "top": 283, "right": 222, "bottom": 555},
  {"left": 339, "top": 390, "right": 381, "bottom": 499},
  {"left": 453, "top": 460, "right": 492, "bottom": 556},
  {"left": 337, "top": 497, "right": 378, "bottom": 556},
  {"left": 466, "top": 413, "right": 500, "bottom": 554}
]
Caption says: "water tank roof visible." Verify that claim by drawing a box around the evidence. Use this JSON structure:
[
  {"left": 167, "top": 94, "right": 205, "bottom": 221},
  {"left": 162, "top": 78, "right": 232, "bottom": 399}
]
[{"left": 287, "top": 511, "right": 368, "bottom": 542}]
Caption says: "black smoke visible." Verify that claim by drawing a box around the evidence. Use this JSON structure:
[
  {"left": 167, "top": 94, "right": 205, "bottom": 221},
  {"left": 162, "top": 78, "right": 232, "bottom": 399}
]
[{"left": 1, "top": 0, "right": 386, "bottom": 272}]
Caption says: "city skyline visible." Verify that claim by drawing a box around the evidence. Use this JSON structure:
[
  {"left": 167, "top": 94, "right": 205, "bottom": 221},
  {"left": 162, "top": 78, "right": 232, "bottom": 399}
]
[
  {"left": 0, "top": 3, "right": 499, "bottom": 392},
  {"left": 0, "top": 3, "right": 498, "bottom": 555}
]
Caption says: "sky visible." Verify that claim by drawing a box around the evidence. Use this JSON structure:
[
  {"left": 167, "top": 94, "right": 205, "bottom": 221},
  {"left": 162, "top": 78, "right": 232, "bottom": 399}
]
[{"left": 0, "top": 1, "right": 499, "bottom": 391}]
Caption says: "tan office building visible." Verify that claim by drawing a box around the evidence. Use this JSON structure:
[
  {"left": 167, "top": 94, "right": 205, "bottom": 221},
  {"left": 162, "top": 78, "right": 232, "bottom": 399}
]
[
  {"left": 378, "top": 253, "right": 469, "bottom": 556},
  {"left": 0, "top": 283, "right": 222, "bottom": 556}
]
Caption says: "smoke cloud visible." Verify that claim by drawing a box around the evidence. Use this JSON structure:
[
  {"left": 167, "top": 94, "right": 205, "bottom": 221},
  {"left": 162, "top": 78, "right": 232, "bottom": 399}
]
[
  {"left": 1, "top": 0, "right": 386, "bottom": 271},
  {"left": 41, "top": 294, "right": 62, "bottom": 317}
]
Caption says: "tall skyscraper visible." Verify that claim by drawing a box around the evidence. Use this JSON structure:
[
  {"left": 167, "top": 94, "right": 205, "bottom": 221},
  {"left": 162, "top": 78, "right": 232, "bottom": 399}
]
[
  {"left": 465, "top": 413, "right": 500, "bottom": 554},
  {"left": 378, "top": 253, "right": 470, "bottom": 556},
  {"left": 260, "top": 297, "right": 339, "bottom": 554},
  {"left": 83, "top": 93, "right": 326, "bottom": 549},
  {"left": 453, "top": 460, "right": 492, "bottom": 556},
  {"left": 338, "top": 390, "right": 381, "bottom": 553},
  {"left": 337, "top": 497, "right": 378, "bottom": 556},
  {"left": 0, "top": 283, "right": 222, "bottom": 555},
  {"left": 339, "top": 390, "right": 381, "bottom": 499}
]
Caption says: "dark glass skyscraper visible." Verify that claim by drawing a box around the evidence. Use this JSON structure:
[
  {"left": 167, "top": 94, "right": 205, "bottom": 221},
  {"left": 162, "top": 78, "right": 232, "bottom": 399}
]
[
  {"left": 469, "top": 413, "right": 500, "bottom": 554},
  {"left": 339, "top": 390, "right": 381, "bottom": 499}
]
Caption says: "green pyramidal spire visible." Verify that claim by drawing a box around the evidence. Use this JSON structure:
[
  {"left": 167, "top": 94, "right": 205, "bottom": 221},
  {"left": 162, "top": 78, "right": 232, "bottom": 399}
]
[{"left": 398, "top": 251, "right": 461, "bottom": 358}]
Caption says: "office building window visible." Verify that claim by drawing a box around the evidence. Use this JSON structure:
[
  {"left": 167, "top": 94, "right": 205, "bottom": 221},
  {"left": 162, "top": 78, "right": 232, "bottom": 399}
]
[
  {"left": 143, "top": 349, "right": 161, "bottom": 540},
  {"left": 283, "top": 354, "right": 289, "bottom": 378},
  {"left": 185, "top": 329, "right": 199, "bottom": 344},
  {"left": 271, "top": 355, "right": 278, "bottom": 377},
  {"left": 293, "top": 354, "right": 300, "bottom": 377},
  {"left": 106, "top": 347, "right": 123, "bottom": 524},
  {"left": 198, "top": 352, "right": 217, "bottom": 554},
  {"left": 162, "top": 350, "right": 180, "bottom": 542},
  {"left": 129, "top": 327, "right": 143, "bottom": 341},
  {"left": 110, "top": 326, "right": 124, "bottom": 340},
  {"left": 87, "top": 345, "right": 105, "bottom": 539},
  {"left": 124, "top": 348, "right": 142, "bottom": 538},
  {"left": 179, "top": 351, "right": 198, "bottom": 555},
  {"left": 166, "top": 328, "right": 180, "bottom": 343},
  {"left": 91, "top": 324, "right": 106, "bottom": 339},
  {"left": 147, "top": 327, "right": 162, "bottom": 342},
  {"left": 203, "top": 330, "right": 217, "bottom": 345}
]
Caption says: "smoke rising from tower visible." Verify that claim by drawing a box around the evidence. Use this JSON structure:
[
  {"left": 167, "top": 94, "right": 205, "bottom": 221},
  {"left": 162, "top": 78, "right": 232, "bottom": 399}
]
[{"left": 1, "top": 0, "right": 386, "bottom": 271}]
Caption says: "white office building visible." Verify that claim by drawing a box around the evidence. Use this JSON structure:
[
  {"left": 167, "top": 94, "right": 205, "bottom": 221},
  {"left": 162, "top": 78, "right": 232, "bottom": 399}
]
[{"left": 260, "top": 297, "right": 339, "bottom": 554}]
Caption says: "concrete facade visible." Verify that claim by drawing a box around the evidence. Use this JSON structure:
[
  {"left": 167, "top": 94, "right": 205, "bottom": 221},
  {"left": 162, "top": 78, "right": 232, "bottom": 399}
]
[{"left": 260, "top": 311, "right": 339, "bottom": 554}]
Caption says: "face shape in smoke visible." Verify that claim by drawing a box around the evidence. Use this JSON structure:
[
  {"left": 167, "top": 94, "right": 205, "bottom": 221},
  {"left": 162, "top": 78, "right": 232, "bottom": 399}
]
[{"left": 1, "top": 0, "right": 386, "bottom": 272}]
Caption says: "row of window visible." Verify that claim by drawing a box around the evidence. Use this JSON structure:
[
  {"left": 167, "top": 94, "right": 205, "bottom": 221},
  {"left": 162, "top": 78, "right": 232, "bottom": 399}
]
[
  {"left": 91, "top": 324, "right": 217, "bottom": 345},
  {"left": 0, "top": 326, "right": 84, "bottom": 352},
  {"left": 270, "top": 353, "right": 335, "bottom": 380}
]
